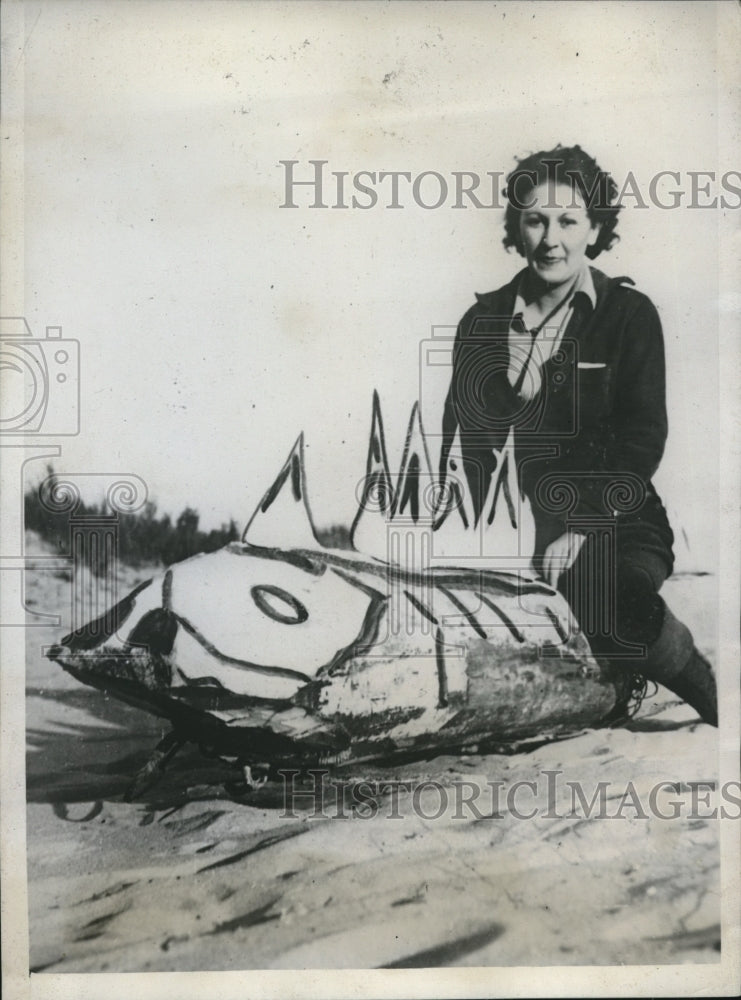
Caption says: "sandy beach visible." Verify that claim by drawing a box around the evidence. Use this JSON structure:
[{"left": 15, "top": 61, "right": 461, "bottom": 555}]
[{"left": 24, "top": 530, "right": 720, "bottom": 972}]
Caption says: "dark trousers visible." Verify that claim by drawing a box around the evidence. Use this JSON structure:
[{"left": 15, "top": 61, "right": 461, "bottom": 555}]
[
  {"left": 548, "top": 533, "right": 675, "bottom": 668},
  {"left": 529, "top": 515, "right": 714, "bottom": 725}
]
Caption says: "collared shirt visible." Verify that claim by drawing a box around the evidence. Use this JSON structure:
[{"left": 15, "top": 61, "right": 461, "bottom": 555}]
[{"left": 507, "top": 265, "right": 597, "bottom": 399}]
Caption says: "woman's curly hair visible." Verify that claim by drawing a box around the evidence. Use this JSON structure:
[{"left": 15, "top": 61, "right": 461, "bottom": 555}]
[{"left": 502, "top": 145, "right": 621, "bottom": 259}]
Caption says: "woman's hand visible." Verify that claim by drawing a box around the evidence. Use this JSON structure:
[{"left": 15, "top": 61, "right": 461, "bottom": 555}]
[{"left": 542, "top": 530, "right": 586, "bottom": 588}]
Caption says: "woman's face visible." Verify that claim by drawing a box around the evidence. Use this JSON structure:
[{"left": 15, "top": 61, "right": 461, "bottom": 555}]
[{"left": 518, "top": 182, "right": 600, "bottom": 289}]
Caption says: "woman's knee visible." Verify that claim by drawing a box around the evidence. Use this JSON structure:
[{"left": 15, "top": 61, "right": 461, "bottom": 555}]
[
  {"left": 559, "top": 547, "right": 666, "bottom": 646},
  {"left": 614, "top": 562, "right": 665, "bottom": 645}
]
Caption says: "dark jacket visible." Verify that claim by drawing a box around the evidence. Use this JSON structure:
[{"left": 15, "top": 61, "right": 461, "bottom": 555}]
[{"left": 441, "top": 266, "right": 675, "bottom": 566}]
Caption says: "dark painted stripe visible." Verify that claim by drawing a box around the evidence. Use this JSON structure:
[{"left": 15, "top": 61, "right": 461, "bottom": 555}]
[
  {"left": 404, "top": 590, "right": 438, "bottom": 626},
  {"left": 499, "top": 453, "right": 518, "bottom": 529},
  {"left": 59, "top": 577, "right": 152, "bottom": 651},
  {"left": 435, "top": 627, "right": 448, "bottom": 707},
  {"left": 235, "top": 544, "right": 326, "bottom": 576},
  {"left": 330, "top": 565, "right": 387, "bottom": 600},
  {"left": 395, "top": 452, "right": 421, "bottom": 521},
  {"left": 366, "top": 391, "right": 392, "bottom": 478},
  {"left": 433, "top": 483, "right": 470, "bottom": 532},
  {"left": 545, "top": 605, "right": 569, "bottom": 643},
  {"left": 437, "top": 585, "right": 487, "bottom": 640},
  {"left": 290, "top": 452, "right": 302, "bottom": 502},
  {"left": 485, "top": 464, "right": 504, "bottom": 527},
  {"left": 476, "top": 592, "right": 525, "bottom": 643},
  {"left": 251, "top": 584, "right": 308, "bottom": 625},
  {"left": 324, "top": 592, "right": 388, "bottom": 675},
  {"left": 260, "top": 455, "right": 299, "bottom": 513},
  {"left": 478, "top": 573, "right": 554, "bottom": 597},
  {"left": 349, "top": 391, "right": 394, "bottom": 540},
  {"left": 452, "top": 481, "right": 470, "bottom": 530},
  {"left": 229, "top": 542, "right": 556, "bottom": 597},
  {"left": 174, "top": 614, "right": 313, "bottom": 683},
  {"left": 126, "top": 607, "right": 178, "bottom": 655}
]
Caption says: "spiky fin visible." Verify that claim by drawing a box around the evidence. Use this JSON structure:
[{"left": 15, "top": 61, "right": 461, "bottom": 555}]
[
  {"left": 391, "top": 401, "right": 435, "bottom": 524},
  {"left": 432, "top": 426, "right": 477, "bottom": 532},
  {"left": 431, "top": 424, "right": 536, "bottom": 571},
  {"left": 480, "top": 425, "right": 517, "bottom": 531},
  {"left": 480, "top": 424, "right": 536, "bottom": 557},
  {"left": 350, "top": 391, "right": 395, "bottom": 555},
  {"left": 243, "top": 434, "right": 323, "bottom": 551}
]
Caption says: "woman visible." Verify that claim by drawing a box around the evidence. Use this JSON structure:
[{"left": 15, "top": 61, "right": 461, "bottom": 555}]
[{"left": 440, "top": 144, "right": 717, "bottom": 725}]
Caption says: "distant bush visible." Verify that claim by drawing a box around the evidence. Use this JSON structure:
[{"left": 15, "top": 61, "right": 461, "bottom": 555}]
[
  {"left": 25, "top": 465, "right": 354, "bottom": 572},
  {"left": 25, "top": 466, "right": 239, "bottom": 573}
]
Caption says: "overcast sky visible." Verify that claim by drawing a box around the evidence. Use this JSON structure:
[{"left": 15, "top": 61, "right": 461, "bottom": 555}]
[{"left": 10, "top": 0, "right": 737, "bottom": 571}]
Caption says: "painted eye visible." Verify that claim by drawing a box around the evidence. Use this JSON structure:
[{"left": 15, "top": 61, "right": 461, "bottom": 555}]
[{"left": 251, "top": 585, "right": 309, "bottom": 625}]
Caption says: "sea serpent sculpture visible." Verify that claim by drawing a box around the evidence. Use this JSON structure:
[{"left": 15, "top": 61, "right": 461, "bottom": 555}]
[{"left": 48, "top": 394, "right": 638, "bottom": 796}]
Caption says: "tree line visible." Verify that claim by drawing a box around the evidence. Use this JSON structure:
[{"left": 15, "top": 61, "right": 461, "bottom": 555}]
[
  {"left": 24, "top": 466, "right": 239, "bottom": 571},
  {"left": 24, "top": 466, "right": 351, "bottom": 574}
]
